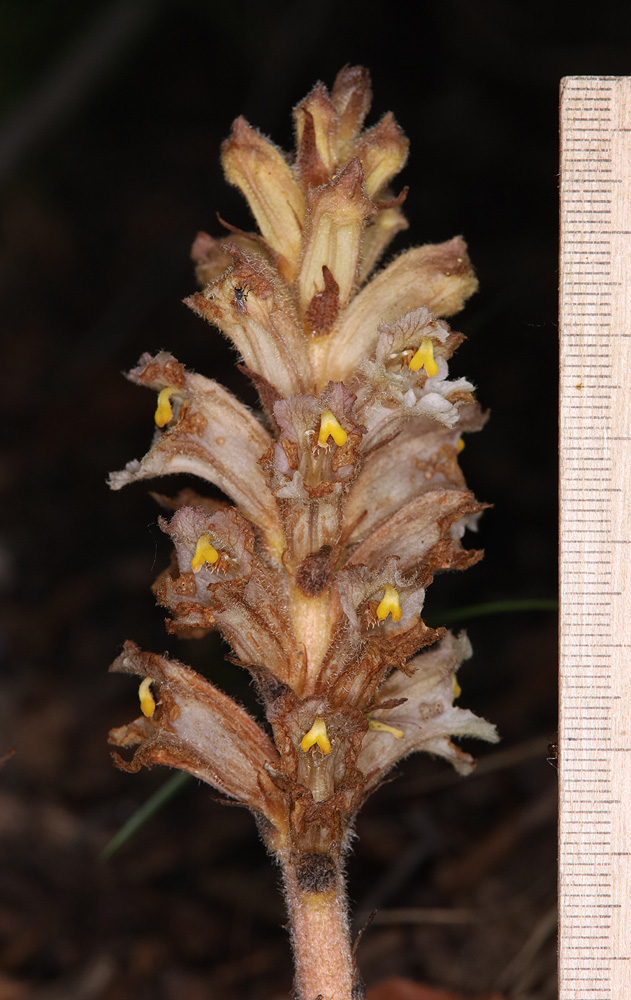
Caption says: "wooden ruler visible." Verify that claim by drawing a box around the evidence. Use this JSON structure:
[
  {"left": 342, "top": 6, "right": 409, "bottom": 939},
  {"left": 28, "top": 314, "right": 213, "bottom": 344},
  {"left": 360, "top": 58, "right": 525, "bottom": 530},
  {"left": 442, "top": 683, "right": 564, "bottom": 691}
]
[{"left": 560, "top": 76, "right": 631, "bottom": 997}]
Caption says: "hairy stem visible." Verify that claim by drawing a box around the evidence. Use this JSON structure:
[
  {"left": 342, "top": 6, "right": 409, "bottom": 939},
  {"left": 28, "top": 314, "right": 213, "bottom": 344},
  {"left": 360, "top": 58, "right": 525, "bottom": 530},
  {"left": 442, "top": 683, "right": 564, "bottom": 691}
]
[{"left": 281, "top": 851, "right": 357, "bottom": 1000}]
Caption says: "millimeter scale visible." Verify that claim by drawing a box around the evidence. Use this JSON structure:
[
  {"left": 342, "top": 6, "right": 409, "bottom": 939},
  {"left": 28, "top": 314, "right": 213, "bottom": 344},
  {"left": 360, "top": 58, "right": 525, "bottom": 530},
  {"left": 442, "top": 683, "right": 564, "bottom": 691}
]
[{"left": 559, "top": 76, "right": 631, "bottom": 997}]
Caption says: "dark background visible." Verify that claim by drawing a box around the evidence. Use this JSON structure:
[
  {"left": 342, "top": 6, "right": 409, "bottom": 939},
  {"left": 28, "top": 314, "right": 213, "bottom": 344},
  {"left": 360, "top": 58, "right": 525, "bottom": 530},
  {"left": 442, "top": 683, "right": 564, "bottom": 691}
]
[{"left": 2, "top": 1, "right": 625, "bottom": 997}]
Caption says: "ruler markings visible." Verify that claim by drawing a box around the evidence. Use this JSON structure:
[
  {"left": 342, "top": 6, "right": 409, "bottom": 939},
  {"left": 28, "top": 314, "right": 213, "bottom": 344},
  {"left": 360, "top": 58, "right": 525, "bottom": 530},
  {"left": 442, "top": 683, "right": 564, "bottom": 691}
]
[
  {"left": 560, "top": 77, "right": 631, "bottom": 997},
  {"left": 566, "top": 695, "right": 620, "bottom": 700},
  {"left": 565, "top": 719, "right": 613, "bottom": 723}
]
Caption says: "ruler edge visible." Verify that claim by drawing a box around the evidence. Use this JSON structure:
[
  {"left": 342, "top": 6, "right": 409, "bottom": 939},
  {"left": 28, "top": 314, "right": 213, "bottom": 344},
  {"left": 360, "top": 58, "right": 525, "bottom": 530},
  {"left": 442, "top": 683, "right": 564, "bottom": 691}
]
[{"left": 558, "top": 74, "right": 630, "bottom": 994}]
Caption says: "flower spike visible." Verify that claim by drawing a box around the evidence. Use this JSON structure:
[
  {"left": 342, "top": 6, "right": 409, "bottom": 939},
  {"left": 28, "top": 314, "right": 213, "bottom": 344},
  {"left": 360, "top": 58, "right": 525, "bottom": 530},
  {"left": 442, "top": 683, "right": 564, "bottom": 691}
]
[
  {"left": 138, "top": 677, "right": 156, "bottom": 718},
  {"left": 109, "top": 67, "right": 494, "bottom": 1000},
  {"left": 368, "top": 720, "right": 404, "bottom": 739},
  {"left": 190, "top": 534, "right": 219, "bottom": 573},
  {"left": 318, "top": 409, "right": 348, "bottom": 447},
  {"left": 300, "top": 717, "right": 332, "bottom": 755},
  {"left": 409, "top": 337, "right": 439, "bottom": 376},
  {"left": 154, "top": 386, "right": 180, "bottom": 427},
  {"left": 376, "top": 584, "right": 403, "bottom": 622}
]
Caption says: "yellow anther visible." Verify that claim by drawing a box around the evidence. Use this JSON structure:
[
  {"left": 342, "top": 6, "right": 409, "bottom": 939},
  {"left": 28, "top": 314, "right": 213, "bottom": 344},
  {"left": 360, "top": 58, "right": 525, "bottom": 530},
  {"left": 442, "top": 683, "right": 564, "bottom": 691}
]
[
  {"left": 368, "top": 719, "right": 404, "bottom": 739},
  {"left": 191, "top": 535, "right": 219, "bottom": 573},
  {"left": 376, "top": 584, "right": 402, "bottom": 622},
  {"left": 138, "top": 677, "right": 156, "bottom": 718},
  {"left": 452, "top": 674, "right": 462, "bottom": 699},
  {"left": 409, "top": 338, "right": 439, "bottom": 377},
  {"left": 300, "top": 717, "right": 332, "bottom": 755},
  {"left": 318, "top": 409, "right": 348, "bottom": 448},
  {"left": 154, "top": 386, "right": 179, "bottom": 428},
  {"left": 457, "top": 437, "right": 465, "bottom": 454}
]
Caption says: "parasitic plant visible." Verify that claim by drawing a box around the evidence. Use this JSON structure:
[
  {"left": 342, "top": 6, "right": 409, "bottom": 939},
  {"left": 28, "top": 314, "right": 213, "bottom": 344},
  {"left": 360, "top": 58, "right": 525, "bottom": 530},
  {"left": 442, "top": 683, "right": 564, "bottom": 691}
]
[{"left": 108, "top": 66, "right": 497, "bottom": 1000}]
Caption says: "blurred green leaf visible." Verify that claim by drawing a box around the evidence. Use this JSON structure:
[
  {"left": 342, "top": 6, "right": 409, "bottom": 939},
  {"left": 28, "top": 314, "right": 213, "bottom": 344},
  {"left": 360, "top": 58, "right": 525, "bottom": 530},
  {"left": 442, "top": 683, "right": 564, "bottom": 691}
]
[
  {"left": 430, "top": 597, "right": 557, "bottom": 625},
  {"left": 100, "top": 770, "right": 192, "bottom": 862}
]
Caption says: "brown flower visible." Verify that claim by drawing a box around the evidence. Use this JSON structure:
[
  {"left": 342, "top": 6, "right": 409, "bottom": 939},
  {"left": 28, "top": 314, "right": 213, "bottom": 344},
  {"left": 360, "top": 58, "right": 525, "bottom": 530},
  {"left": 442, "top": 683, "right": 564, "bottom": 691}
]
[{"left": 108, "top": 65, "right": 496, "bottom": 1000}]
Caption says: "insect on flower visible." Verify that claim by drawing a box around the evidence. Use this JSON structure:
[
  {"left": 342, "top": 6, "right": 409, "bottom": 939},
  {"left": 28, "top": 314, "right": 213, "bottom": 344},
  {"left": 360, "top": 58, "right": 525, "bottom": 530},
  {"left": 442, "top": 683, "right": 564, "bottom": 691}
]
[{"left": 233, "top": 285, "right": 249, "bottom": 312}]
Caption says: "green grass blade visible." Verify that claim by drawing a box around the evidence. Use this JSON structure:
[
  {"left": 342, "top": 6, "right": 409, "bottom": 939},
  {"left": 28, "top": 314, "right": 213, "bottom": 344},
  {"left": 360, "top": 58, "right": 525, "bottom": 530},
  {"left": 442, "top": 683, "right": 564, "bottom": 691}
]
[
  {"left": 100, "top": 770, "right": 193, "bottom": 862},
  {"left": 431, "top": 598, "right": 558, "bottom": 625}
]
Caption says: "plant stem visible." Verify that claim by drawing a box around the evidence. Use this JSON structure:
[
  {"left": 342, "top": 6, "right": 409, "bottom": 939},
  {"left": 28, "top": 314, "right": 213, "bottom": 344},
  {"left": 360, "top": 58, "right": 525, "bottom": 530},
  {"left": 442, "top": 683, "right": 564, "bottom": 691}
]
[{"left": 281, "top": 852, "right": 356, "bottom": 1000}]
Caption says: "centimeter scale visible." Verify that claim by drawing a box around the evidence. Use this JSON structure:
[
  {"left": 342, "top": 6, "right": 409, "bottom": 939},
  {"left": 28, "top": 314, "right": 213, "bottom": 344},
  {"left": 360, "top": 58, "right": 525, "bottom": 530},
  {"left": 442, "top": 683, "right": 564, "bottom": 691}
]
[{"left": 559, "top": 76, "right": 631, "bottom": 997}]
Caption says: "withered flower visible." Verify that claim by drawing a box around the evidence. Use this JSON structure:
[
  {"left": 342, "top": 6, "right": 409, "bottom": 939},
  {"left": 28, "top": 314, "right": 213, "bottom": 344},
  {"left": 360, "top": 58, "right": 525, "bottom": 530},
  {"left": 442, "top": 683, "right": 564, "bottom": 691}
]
[{"left": 109, "top": 66, "right": 496, "bottom": 1000}]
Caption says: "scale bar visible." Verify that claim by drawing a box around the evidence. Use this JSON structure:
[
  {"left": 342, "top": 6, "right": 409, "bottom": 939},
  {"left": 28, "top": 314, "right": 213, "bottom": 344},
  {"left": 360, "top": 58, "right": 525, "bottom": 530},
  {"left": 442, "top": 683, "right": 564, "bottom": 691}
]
[{"left": 559, "top": 76, "right": 631, "bottom": 998}]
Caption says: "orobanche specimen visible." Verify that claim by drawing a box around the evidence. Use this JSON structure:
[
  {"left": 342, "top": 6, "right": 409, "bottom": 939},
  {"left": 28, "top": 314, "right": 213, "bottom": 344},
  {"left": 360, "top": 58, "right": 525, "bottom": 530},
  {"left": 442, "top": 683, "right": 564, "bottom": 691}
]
[{"left": 109, "top": 66, "right": 497, "bottom": 1000}]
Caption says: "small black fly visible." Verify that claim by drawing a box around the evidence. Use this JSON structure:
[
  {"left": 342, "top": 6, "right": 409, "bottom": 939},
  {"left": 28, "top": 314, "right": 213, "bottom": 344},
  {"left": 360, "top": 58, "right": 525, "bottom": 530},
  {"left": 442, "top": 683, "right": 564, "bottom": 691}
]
[
  {"left": 547, "top": 742, "right": 559, "bottom": 770},
  {"left": 234, "top": 286, "right": 249, "bottom": 312}
]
